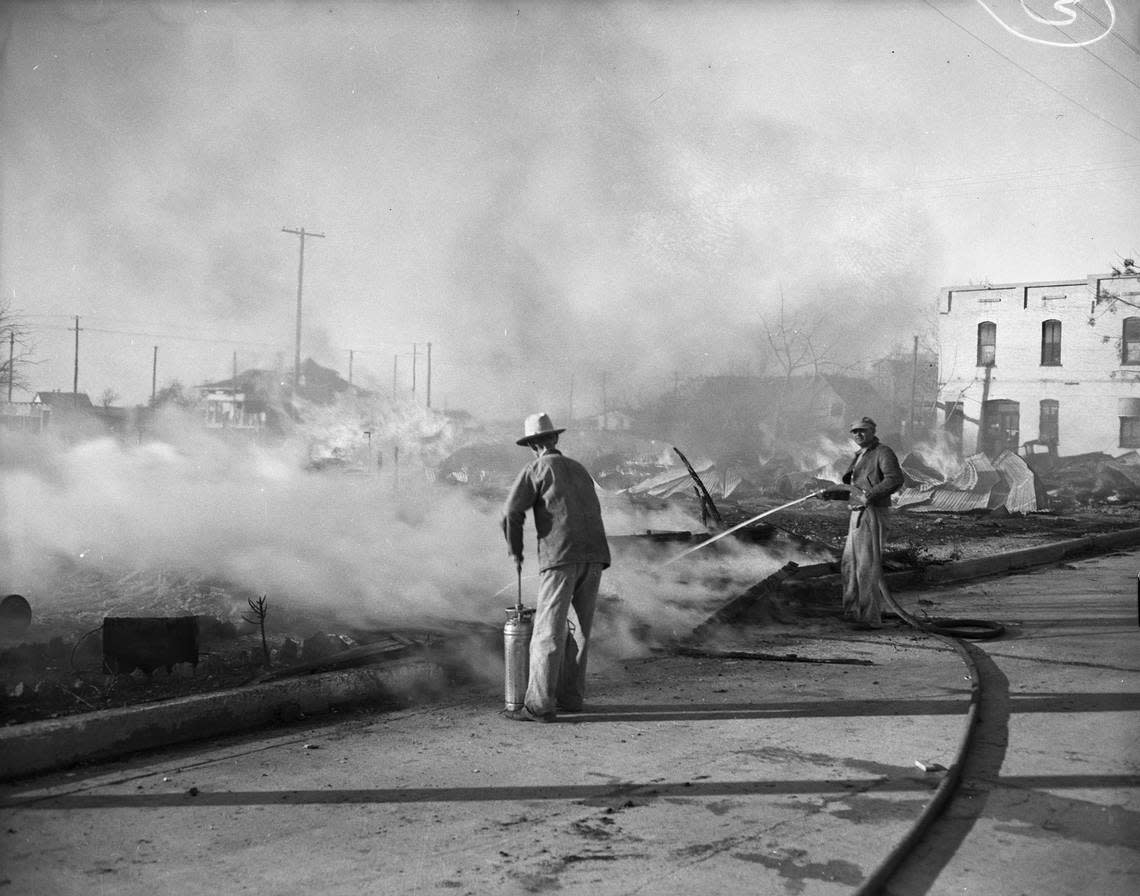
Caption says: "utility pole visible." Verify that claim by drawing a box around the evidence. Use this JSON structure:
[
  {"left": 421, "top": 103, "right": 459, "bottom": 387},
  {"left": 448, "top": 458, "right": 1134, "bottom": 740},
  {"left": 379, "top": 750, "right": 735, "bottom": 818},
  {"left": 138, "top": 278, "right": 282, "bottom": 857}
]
[
  {"left": 71, "top": 316, "right": 81, "bottom": 405},
  {"left": 910, "top": 335, "right": 919, "bottom": 437},
  {"left": 282, "top": 226, "right": 325, "bottom": 392},
  {"left": 151, "top": 346, "right": 157, "bottom": 404},
  {"left": 7, "top": 332, "right": 14, "bottom": 402},
  {"left": 426, "top": 342, "right": 432, "bottom": 409},
  {"left": 348, "top": 350, "right": 354, "bottom": 387},
  {"left": 601, "top": 371, "right": 608, "bottom": 429}
]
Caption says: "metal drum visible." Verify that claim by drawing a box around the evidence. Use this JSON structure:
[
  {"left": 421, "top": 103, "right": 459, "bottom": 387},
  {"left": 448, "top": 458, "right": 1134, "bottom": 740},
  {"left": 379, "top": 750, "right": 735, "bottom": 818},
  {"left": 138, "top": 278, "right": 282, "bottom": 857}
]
[{"left": 503, "top": 605, "right": 535, "bottom": 710}]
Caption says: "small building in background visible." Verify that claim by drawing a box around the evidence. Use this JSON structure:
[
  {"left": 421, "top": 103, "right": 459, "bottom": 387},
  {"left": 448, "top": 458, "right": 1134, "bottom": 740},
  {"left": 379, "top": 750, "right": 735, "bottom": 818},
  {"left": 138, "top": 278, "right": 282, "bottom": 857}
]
[
  {"left": 0, "top": 400, "right": 50, "bottom": 433},
  {"left": 595, "top": 409, "right": 635, "bottom": 432},
  {"left": 199, "top": 377, "right": 267, "bottom": 432},
  {"left": 18, "top": 391, "right": 132, "bottom": 440}
]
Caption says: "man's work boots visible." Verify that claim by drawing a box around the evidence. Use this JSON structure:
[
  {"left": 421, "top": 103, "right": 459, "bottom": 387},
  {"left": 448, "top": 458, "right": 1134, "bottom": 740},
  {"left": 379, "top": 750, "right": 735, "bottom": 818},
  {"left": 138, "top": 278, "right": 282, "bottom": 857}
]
[{"left": 501, "top": 706, "right": 556, "bottom": 723}]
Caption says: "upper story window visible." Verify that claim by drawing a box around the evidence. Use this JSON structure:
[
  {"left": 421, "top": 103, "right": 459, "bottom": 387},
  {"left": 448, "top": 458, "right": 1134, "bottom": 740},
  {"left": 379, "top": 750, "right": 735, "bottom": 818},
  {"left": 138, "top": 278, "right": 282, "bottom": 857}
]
[
  {"left": 1041, "top": 320, "right": 1062, "bottom": 366},
  {"left": 1124, "top": 318, "right": 1140, "bottom": 365},
  {"left": 977, "top": 321, "right": 996, "bottom": 367}
]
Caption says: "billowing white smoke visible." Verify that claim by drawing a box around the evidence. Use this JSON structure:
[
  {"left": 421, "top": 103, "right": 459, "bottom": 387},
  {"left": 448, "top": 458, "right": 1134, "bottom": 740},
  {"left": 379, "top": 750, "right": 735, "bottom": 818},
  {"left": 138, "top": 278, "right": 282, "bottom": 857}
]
[
  {"left": 1, "top": 426, "right": 508, "bottom": 631},
  {"left": 0, "top": 418, "right": 828, "bottom": 654}
]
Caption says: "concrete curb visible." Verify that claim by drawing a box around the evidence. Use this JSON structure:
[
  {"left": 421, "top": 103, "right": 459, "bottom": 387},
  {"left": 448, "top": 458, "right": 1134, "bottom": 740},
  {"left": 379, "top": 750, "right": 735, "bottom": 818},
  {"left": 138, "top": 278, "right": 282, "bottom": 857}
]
[{"left": 0, "top": 658, "right": 448, "bottom": 782}]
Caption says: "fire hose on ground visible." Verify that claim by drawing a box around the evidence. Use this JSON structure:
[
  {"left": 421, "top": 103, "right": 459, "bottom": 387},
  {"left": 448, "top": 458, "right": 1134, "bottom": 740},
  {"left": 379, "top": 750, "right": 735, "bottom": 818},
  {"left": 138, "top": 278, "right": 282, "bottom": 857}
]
[{"left": 668, "top": 488, "right": 1005, "bottom": 640}]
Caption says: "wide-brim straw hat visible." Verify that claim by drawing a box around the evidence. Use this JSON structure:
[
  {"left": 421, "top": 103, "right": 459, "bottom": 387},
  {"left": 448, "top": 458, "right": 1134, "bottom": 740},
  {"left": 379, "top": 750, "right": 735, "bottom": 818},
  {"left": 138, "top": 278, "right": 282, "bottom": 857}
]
[{"left": 516, "top": 412, "right": 566, "bottom": 446}]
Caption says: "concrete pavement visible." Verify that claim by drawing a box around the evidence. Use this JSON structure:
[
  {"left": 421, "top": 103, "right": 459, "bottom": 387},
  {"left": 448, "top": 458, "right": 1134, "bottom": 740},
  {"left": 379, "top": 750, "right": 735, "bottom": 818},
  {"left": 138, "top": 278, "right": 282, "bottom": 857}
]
[
  {"left": 0, "top": 625, "right": 975, "bottom": 896},
  {"left": 883, "top": 548, "right": 1140, "bottom": 896},
  {"left": 0, "top": 542, "right": 1137, "bottom": 894}
]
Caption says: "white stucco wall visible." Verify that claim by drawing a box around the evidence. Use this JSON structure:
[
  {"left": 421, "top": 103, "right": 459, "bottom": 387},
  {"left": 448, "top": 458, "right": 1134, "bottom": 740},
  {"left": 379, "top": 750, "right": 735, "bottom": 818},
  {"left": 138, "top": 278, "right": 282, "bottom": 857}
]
[{"left": 938, "top": 273, "right": 1140, "bottom": 457}]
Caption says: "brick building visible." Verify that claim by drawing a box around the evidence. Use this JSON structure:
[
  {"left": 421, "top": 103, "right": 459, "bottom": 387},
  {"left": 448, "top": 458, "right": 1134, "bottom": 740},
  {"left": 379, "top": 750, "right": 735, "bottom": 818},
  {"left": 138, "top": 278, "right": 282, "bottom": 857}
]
[{"left": 937, "top": 271, "right": 1140, "bottom": 457}]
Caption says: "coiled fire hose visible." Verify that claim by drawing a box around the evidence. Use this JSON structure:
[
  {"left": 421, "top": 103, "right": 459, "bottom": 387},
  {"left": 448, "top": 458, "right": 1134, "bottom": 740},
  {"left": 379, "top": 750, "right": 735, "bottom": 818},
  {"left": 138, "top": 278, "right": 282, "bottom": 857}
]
[{"left": 880, "top": 582, "right": 1005, "bottom": 640}]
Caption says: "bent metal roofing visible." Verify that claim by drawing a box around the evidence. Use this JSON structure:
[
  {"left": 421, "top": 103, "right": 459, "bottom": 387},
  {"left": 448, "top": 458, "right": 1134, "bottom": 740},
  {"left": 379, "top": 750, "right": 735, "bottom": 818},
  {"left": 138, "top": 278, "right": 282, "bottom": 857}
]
[{"left": 895, "top": 451, "right": 1038, "bottom": 514}]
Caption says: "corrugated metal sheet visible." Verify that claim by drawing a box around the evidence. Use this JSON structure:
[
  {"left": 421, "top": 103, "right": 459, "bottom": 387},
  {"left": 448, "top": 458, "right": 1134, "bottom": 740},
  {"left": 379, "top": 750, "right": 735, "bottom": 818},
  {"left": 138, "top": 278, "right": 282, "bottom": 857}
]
[
  {"left": 897, "top": 451, "right": 1038, "bottom": 514},
  {"left": 992, "top": 450, "right": 1038, "bottom": 513},
  {"left": 947, "top": 453, "right": 1001, "bottom": 493},
  {"left": 627, "top": 461, "right": 742, "bottom": 499},
  {"left": 911, "top": 484, "right": 993, "bottom": 513},
  {"left": 899, "top": 452, "right": 945, "bottom": 487},
  {"left": 894, "top": 485, "right": 935, "bottom": 509}
]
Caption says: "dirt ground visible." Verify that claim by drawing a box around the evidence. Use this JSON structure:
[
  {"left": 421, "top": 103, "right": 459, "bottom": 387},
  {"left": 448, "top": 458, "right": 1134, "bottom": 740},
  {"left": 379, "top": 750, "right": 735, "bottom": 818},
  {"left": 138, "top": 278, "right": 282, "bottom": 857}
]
[{"left": 4, "top": 497, "right": 1139, "bottom": 727}]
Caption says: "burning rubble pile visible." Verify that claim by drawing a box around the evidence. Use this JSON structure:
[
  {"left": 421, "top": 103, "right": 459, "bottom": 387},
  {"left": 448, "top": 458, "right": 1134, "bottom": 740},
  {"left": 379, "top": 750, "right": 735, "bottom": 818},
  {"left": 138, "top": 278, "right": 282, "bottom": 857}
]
[{"left": 6, "top": 396, "right": 1140, "bottom": 727}]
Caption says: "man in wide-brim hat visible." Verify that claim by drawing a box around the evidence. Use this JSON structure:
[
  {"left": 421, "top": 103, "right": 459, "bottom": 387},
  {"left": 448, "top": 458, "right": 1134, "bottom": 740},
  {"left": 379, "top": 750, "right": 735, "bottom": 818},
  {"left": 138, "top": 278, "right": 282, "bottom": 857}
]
[{"left": 500, "top": 413, "right": 610, "bottom": 722}]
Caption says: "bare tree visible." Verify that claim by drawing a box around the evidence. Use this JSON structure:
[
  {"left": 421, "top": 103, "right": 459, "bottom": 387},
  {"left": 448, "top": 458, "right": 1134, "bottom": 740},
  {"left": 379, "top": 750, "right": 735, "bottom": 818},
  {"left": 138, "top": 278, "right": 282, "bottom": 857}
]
[
  {"left": 100, "top": 388, "right": 120, "bottom": 408},
  {"left": 150, "top": 379, "right": 197, "bottom": 410},
  {"left": 0, "top": 298, "right": 34, "bottom": 399},
  {"left": 757, "top": 287, "right": 847, "bottom": 442},
  {"left": 760, "top": 291, "right": 840, "bottom": 382}
]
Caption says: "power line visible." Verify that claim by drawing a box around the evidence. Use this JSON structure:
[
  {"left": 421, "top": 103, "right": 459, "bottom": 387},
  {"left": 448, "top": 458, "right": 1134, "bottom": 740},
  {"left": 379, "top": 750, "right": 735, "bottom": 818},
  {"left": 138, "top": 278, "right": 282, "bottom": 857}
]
[
  {"left": 1020, "top": 0, "right": 1140, "bottom": 92},
  {"left": 1081, "top": 3, "right": 1140, "bottom": 59},
  {"left": 923, "top": 0, "right": 1140, "bottom": 147},
  {"left": 25, "top": 314, "right": 434, "bottom": 351},
  {"left": 28, "top": 322, "right": 284, "bottom": 350}
]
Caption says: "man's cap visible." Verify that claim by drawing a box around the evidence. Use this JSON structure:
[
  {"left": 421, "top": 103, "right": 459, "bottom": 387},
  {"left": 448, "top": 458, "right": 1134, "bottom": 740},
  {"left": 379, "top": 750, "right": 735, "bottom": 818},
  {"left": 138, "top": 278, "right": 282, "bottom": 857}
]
[
  {"left": 516, "top": 412, "right": 566, "bottom": 446},
  {"left": 849, "top": 417, "right": 877, "bottom": 433}
]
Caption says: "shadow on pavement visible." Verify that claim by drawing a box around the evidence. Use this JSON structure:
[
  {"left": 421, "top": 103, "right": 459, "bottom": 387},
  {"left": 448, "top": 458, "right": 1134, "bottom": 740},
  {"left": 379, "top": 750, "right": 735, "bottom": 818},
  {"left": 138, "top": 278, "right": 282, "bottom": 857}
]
[{"left": 883, "top": 642, "right": 1010, "bottom": 894}]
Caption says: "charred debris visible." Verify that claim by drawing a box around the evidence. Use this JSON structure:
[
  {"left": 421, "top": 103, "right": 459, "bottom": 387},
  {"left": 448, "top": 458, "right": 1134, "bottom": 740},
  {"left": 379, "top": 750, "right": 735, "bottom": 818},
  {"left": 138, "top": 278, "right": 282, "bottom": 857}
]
[{"left": 5, "top": 441, "right": 1140, "bottom": 724}]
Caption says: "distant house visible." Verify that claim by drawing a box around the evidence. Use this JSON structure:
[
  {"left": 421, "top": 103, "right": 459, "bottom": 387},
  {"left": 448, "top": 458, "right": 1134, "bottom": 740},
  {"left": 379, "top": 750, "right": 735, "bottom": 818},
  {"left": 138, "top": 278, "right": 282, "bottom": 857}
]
[
  {"left": 814, "top": 374, "right": 895, "bottom": 436},
  {"left": 645, "top": 374, "right": 893, "bottom": 459},
  {"left": 870, "top": 348, "right": 939, "bottom": 438},
  {"left": 595, "top": 409, "right": 634, "bottom": 431},
  {"left": 0, "top": 401, "right": 49, "bottom": 433},
  {"left": 198, "top": 374, "right": 269, "bottom": 432},
  {"left": 32, "top": 391, "right": 94, "bottom": 413},
  {"left": 297, "top": 358, "right": 351, "bottom": 405},
  {"left": 29, "top": 391, "right": 130, "bottom": 439}
]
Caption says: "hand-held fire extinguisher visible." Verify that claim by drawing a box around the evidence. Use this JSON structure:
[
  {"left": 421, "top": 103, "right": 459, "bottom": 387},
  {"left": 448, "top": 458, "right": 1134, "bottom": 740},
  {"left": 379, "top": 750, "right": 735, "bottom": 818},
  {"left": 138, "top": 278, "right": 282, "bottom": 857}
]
[{"left": 503, "top": 560, "right": 535, "bottom": 711}]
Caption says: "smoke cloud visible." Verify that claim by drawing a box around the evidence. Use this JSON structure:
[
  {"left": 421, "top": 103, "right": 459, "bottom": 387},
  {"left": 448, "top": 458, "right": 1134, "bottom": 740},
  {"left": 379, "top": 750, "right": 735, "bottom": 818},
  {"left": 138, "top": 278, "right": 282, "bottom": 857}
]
[
  {"left": 2, "top": 1, "right": 939, "bottom": 418},
  {"left": 0, "top": 408, "right": 828, "bottom": 660}
]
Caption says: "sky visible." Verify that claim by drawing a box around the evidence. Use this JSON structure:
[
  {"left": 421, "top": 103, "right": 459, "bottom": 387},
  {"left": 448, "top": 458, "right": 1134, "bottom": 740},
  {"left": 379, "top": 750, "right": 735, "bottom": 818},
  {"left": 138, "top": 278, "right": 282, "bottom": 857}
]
[{"left": 2, "top": 0, "right": 1139, "bottom": 420}]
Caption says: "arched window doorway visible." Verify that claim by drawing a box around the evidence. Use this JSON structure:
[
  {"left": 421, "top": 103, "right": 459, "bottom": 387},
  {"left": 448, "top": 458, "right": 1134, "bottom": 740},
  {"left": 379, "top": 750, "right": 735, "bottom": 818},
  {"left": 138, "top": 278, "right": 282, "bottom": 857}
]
[{"left": 981, "top": 399, "right": 1019, "bottom": 456}]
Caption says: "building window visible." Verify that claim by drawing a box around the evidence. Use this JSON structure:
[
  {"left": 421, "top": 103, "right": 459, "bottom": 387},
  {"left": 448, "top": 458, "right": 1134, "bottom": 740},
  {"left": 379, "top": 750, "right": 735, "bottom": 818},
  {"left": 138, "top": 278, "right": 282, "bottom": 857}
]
[
  {"left": 1124, "top": 318, "right": 1140, "bottom": 365},
  {"left": 1039, "top": 399, "right": 1058, "bottom": 445},
  {"left": 981, "top": 399, "right": 1019, "bottom": 456},
  {"left": 1121, "top": 417, "right": 1140, "bottom": 449},
  {"left": 1040, "top": 320, "right": 1062, "bottom": 366},
  {"left": 977, "top": 322, "right": 996, "bottom": 367}
]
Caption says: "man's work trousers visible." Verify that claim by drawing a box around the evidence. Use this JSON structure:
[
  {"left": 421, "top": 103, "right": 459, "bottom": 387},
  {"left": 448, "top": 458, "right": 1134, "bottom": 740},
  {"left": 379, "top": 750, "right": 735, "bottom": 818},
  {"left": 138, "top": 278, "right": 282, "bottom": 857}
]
[
  {"left": 841, "top": 504, "right": 890, "bottom": 627},
  {"left": 525, "top": 561, "right": 604, "bottom": 716}
]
